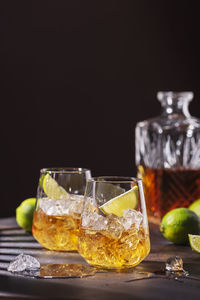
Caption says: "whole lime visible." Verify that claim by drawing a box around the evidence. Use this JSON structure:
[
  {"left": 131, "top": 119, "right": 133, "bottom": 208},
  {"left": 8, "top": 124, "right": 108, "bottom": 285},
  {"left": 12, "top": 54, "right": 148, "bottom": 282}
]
[
  {"left": 160, "top": 208, "right": 200, "bottom": 245},
  {"left": 189, "top": 199, "right": 200, "bottom": 218},
  {"left": 16, "top": 198, "right": 36, "bottom": 232}
]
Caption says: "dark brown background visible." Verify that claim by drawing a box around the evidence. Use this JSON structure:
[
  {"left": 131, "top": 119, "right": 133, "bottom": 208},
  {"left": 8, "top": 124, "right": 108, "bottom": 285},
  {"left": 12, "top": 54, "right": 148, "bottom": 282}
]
[{"left": 0, "top": 0, "right": 200, "bottom": 217}]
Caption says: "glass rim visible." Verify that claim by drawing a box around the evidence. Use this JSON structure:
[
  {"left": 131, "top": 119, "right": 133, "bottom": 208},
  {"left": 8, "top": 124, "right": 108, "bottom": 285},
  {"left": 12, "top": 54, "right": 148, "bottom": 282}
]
[
  {"left": 40, "top": 167, "right": 91, "bottom": 174},
  {"left": 87, "top": 176, "right": 141, "bottom": 184}
]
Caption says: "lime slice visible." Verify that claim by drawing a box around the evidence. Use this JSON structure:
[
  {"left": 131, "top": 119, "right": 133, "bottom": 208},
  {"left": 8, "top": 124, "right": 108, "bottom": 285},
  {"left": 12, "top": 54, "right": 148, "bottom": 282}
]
[
  {"left": 99, "top": 186, "right": 138, "bottom": 217},
  {"left": 43, "top": 174, "right": 69, "bottom": 200},
  {"left": 189, "top": 234, "right": 200, "bottom": 253}
]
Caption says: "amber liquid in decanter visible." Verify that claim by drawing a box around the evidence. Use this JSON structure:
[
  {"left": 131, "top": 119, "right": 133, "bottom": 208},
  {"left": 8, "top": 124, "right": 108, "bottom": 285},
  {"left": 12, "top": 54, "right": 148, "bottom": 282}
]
[{"left": 139, "top": 166, "right": 200, "bottom": 223}]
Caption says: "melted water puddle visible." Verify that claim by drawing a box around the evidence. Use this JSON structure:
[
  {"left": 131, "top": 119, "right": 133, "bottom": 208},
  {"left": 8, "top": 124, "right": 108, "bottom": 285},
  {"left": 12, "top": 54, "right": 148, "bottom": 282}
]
[{"left": 7, "top": 254, "right": 200, "bottom": 281}]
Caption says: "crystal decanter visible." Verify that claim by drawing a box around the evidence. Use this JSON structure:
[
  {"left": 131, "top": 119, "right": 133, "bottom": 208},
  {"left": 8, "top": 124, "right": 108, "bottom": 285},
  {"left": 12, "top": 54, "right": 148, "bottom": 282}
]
[{"left": 135, "top": 92, "right": 200, "bottom": 223}]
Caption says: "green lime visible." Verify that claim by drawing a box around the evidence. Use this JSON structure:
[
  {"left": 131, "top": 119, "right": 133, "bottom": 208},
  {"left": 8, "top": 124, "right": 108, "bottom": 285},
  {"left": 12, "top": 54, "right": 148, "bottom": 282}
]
[
  {"left": 188, "top": 234, "right": 200, "bottom": 253},
  {"left": 16, "top": 198, "right": 36, "bottom": 232},
  {"left": 189, "top": 199, "right": 200, "bottom": 218},
  {"left": 160, "top": 208, "right": 200, "bottom": 245},
  {"left": 43, "top": 174, "right": 69, "bottom": 200},
  {"left": 99, "top": 186, "right": 138, "bottom": 217}
]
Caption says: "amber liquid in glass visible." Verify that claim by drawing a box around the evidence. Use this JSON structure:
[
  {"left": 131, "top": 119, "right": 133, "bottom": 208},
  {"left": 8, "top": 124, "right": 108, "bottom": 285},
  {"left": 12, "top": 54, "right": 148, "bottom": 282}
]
[
  {"left": 78, "top": 227, "right": 150, "bottom": 269},
  {"left": 32, "top": 210, "right": 80, "bottom": 251},
  {"left": 138, "top": 166, "right": 200, "bottom": 223}
]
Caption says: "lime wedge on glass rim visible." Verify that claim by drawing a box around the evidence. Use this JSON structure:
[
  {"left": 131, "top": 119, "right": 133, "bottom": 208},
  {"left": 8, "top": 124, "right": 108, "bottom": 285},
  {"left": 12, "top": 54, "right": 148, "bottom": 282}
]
[
  {"left": 43, "top": 174, "right": 69, "bottom": 200},
  {"left": 188, "top": 234, "right": 200, "bottom": 253},
  {"left": 99, "top": 186, "right": 138, "bottom": 217}
]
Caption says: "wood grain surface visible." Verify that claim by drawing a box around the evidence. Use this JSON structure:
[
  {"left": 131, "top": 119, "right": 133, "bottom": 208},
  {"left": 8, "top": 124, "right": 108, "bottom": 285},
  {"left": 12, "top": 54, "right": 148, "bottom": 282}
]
[{"left": 1, "top": 217, "right": 200, "bottom": 299}]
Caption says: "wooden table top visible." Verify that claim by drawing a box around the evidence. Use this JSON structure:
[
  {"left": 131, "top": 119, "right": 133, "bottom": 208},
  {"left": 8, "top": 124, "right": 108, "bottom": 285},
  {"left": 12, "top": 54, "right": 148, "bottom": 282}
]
[{"left": 1, "top": 217, "right": 200, "bottom": 299}]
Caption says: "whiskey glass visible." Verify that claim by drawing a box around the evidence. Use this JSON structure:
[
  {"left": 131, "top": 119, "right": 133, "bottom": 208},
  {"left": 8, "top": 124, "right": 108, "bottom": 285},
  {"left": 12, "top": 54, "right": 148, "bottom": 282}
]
[
  {"left": 32, "top": 167, "right": 91, "bottom": 251},
  {"left": 78, "top": 177, "right": 150, "bottom": 269}
]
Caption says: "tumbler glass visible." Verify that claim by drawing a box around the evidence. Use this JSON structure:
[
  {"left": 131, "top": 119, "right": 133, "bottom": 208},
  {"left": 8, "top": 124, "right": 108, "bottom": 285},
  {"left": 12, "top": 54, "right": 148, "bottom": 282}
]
[
  {"left": 78, "top": 177, "right": 150, "bottom": 269},
  {"left": 32, "top": 167, "right": 91, "bottom": 251}
]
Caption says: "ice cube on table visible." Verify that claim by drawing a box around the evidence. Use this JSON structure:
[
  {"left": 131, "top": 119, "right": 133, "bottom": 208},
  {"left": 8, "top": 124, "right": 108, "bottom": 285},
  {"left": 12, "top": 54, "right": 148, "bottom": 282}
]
[
  {"left": 8, "top": 253, "right": 40, "bottom": 272},
  {"left": 165, "top": 256, "right": 183, "bottom": 272}
]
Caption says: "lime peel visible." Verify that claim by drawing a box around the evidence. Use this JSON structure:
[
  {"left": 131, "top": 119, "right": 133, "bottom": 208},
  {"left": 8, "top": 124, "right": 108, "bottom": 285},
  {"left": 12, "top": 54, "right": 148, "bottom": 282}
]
[
  {"left": 189, "top": 199, "right": 200, "bottom": 218},
  {"left": 99, "top": 186, "right": 138, "bottom": 217},
  {"left": 160, "top": 208, "right": 200, "bottom": 245},
  {"left": 16, "top": 198, "right": 36, "bottom": 232}
]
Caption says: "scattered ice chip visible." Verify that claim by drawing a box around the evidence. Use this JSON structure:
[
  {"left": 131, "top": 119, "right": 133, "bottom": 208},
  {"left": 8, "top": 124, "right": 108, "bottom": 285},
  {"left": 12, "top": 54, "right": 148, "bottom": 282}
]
[
  {"left": 165, "top": 256, "right": 183, "bottom": 272},
  {"left": 8, "top": 253, "right": 40, "bottom": 272}
]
